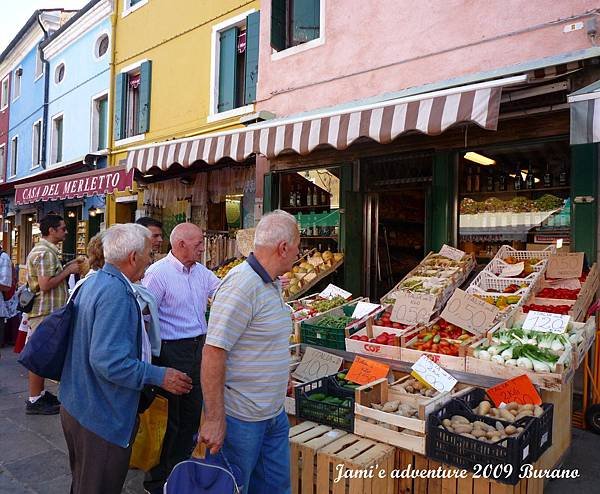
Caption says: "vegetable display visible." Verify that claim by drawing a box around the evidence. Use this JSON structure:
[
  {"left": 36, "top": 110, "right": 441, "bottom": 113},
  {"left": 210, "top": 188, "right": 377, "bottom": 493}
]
[
  {"left": 471, "top": 400, "right": 544, "bottom": 422},
  {"left": 409, "top": 319, "right": 471, "bottom": 356},
  {"left": 317, "top": 315, "right": 355, "bottom": 329},
  {"left": 536, "top": 287, "right": 580, "bottom": 300},
  {"left": 460, "top": 194, "right": 563, "bottom": 214},
  {"left": 438, "top": 415, "right": 525, "bottom": 443},
  {"left": 349, "top": 331, "right": 400, "bottom": 346},
  {"left": 290, "top": 295, "right": 348, "bottom": 322},
  {"left": 392, "top": 377, "right": 438, "bottom": 398},
  {"left": 522, "top": 303, "right": 571, "bottom": 315},
  {"left": 373, "top": 309, "right": 409, "bottom": 330}
]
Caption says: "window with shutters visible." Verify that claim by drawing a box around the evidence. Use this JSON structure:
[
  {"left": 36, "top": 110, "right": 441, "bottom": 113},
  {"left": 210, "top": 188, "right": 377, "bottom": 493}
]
[
  {"left": 92, "top": 93, "right": 108, "bottom": 151},
  {"left": 114, "top": 61, "right": 151, "bottom": 141},
  {"left": 0, "top": 76, "right": 8, "bottom": 110},
  {"left": 35, "top": 49, "right": 44, "bottom": 80},
  {"left": 0, "top": 144, "right": 5, "bottom": 181},
  {"left": 32, "top": 120, "right": 42, "bottom": 168},
  {"left": 51, "top": 114, "right": 64, "bottom": 164},
  {"left": 13, "top": 67, "right": 22, "bottom": 101},
  {"left": 211, "top": 11, "right": 260, "bottom": 117},
  {"left": 9, "top": 136, "right": 18, "bottom": 177},
  {"left": 271, "top": 0, "right": 321, "bottom": 52}
]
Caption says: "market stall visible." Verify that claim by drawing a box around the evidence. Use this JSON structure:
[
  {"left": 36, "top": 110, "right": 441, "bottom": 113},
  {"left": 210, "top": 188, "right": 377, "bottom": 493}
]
[{"left": 286, "top": 244, "right": 599, "bottom": 493}]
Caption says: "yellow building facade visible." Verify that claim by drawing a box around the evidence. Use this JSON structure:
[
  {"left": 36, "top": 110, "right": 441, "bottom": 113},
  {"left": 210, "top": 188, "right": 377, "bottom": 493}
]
[{"left": 107, "top": 0, "right": 260, "bottom": 231}]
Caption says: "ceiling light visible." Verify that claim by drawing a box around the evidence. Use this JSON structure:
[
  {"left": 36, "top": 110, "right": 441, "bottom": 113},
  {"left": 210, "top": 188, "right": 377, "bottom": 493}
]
[
  {"left": 464, "top": 152, "right": 496, "bottom": 166},
  {"left": 67, "top": 211, "right": 76, "bottom": 218}
]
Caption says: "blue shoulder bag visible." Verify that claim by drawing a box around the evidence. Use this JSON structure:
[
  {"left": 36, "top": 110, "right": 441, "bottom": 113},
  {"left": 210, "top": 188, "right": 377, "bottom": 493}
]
[{"left": 18, "top": 282, "right": 85, "bottom": 381}]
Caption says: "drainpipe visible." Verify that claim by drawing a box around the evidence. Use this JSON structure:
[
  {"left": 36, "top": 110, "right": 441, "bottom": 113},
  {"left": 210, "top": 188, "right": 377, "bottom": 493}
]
[
  {"left": 37, "top": 13, "right": 50, "bottom": 170},
  {"left": 106, "top": 8, "right": 118, "bottom": 225}
]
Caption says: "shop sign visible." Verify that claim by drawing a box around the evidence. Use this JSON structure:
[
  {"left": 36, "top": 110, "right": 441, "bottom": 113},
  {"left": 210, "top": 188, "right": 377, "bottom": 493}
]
[
  {"left": 440, "top": 288, "right": 499, "bottom": 335},
  {"left": 411, "top": 355, "right": 457, "bottom": 393},
  {"left": 15, "top": 167, "right": 134, "bottom": 205},
  {"left": 391, "top": 292, "right": 436, "bottom": 325},
  {"left": 522, "top": 310, "right": 570, "bottom": 334},
  {"left": 546, "top": 252, "right": 584, "bottom": 279},
  {"left": 292, "top": 347, "right": 344, "bottom": 383}
]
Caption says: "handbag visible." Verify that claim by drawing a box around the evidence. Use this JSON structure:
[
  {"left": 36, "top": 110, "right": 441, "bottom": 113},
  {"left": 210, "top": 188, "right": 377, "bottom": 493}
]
[
  {"left": 17, "top": 282, "right": 85, "bottom": 380},
  {"left": 130, "top": 395, "right": 168, "bottom": 471},
  {"left": 17, "top": 285, "right": 36, "bottom": 313}
]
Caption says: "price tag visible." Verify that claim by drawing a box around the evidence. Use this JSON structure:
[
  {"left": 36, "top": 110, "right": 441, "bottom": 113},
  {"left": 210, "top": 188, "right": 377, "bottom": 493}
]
[
  {"left": 546, "top": 252, "right": 584, "bottom": 279},
  {"left": 292, "top": 347, "right": 344, "bottom": 383},
  {"left": 410, "top": 355, "right": 457, "bottom": 393},
  {"left": 500, "top": 262, "right": 524, "bottom": 278},
  {"left": 319, "top": 283, "right": 352, "bottom": 300},
  {"left": 345, "top": 356, "right": 390, "bottom": 385},
  {"left": 439, "top": 244, "right": 466, "bottom": 261},
  {"left": 522, "top": 310, "right": 570, "bottom": 334},
  {"left": 487, "top": 375, "right": 542, "bottom": 407},
  {"left": 391, "top": 292, "right": 436, "bottom": 325},
  {"left": 440, "top": 289, "right": 499, "bottom": 335},
  {"left": 352, "top": 301, "right": 382, "bottom": 320}
]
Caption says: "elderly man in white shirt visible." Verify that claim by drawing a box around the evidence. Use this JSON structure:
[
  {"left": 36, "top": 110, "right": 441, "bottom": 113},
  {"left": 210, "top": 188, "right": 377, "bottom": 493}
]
[
  {"left": 141, "top": 222, "right": 220, "bottom": 494},
  {"left": 0, "top": 246, "right": 13, "bottom": 347}
]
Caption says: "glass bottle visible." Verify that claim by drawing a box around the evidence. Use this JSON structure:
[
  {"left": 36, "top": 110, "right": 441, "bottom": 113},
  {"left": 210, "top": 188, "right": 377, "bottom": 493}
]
[
  {"left": 289, "top": 184, "right": 296, "bottom": 207},
  {"left": 295, "top": 185, "right": 301, "bottom": 207},
  {"left": 513, "top": 164, "right": 523, "bottom": 191},
  {"left": 498, "top": 163, "right": 507, "bottom": 192},
  {"left": 473, "top": 166, "right": 481, "bottom": 193},
  {"left": 312, "top": 187, "right": 317, "bottom": 207},
  {"left": 306, "top": 186, "right": 312, "bottom": 207},
  {"left": 465, "top": 166, "right": 473, "bottom": 193},
  {"left": 525, "top": 161, "right": 535, "bottom": 190},
  {"left": 543, "top": 161, "right": 553, "bottom": 188},
  {"left": 321, "top": 190, "right": 328, "bottom": 206},
  {"left": 485, "top": 168, "right": 494, "bottom": 192},
  {"left": 558, "top": 161, "right": 569, "bottom": 186}
]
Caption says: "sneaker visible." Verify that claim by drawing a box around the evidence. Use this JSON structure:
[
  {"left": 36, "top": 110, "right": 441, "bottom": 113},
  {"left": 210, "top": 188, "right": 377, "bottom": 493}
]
[
  {"left": 41, "top": 391, "right": 61, "bottom": 406},
  {"left": 25, "top": 397, "right": 60, "bottom": 415}
]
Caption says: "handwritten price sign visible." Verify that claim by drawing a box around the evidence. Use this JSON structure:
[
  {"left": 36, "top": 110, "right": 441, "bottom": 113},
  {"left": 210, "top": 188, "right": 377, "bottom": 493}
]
[
  {"left": 522, "top": 310, "right": 570, "bottom": 334},
  {"left": 440, "top": 289, "right": 499, "bottom": 335},
  {"left": 487, "top": 375, "right": 542, "bottom": 407},
  {"left": 292, "top": 347, "right": 344, "bottom": 383},
  {"left": 391, "top": 292, "right": 436, "bottom": 325},
  {"left": 319, "top": 283, "right": 352, "bottom": 300},
  {"left": 345, "top": 356, "right": 390, "bottom": 385},
  {"left": 439, "top": 244, "right": 466, "bottom": 261},
  {"left": 546, "top": 252, "right": 584, "bottom": 279},
  {"left": 411, "top": 355, "right": 457, "bottom": 393}
]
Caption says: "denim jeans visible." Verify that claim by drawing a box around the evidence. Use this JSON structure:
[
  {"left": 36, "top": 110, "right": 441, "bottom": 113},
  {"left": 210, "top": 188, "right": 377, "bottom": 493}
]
[{"left": 221, "top": 409, "right": 291, "bottom": 494}]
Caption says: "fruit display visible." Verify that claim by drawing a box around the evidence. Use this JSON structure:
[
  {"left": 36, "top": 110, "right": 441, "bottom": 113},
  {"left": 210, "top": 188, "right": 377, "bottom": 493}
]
[
  {"left": 213, "top": 257, "right": 245, "bottom": 278},
  {"left": 474, "top": 294, "right": 521, "bottom": 311},
  {"left": 282, "top": 250, "right": 344, "bottom": 299},
  {"left": 348, "top": 331, "right": 400, "bottom": 346},
  {"left": 522, "top": 303, "right": 571, "bottom": 315},
  {"left": 289, "top": 295, "right": 348, "bottom": 322},
  {"left": 536, "top": 287, "right": 580, "bottom": 300},
  {"left": 373, "top": 309, "right": 410, "bottom": 330},
  {"left": 460, "top": 194, "right": 563, "bottom": 215},
  {"left": 407, "top": 319, "right": 471, "bottom": 356}
]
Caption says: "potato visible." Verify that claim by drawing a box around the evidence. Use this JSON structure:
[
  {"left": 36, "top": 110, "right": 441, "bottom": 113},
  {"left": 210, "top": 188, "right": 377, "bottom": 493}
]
[
  {"left": 405, "top": 385, "right": 415, "bottom": 394},
  {"left": 473, "top": 421, "right": 493, "bottom": 432},
  {"left": 477, "top": 401, "right": 492, "bottom": 416},
  {"left": 521, "top": 404, "right": 534, "bottom": 411},
  {"left": 453, "top": 424, "right": 474, "bottom": 434},
  {"left": 490, "top": 434, "right": 501, "bottom": 442},
  {"left": 516, "top": 427, "right": 524, "bottom": 434},
  {"left": 451, "top": 415, "right": 470, "bottom": 425},
  {"left": 506, "top": 402, "right": 520, "bottom": 411},
  {"left": 534, "top": 405, "right": 544, "bottom": 418},
  {"left": 442, "top": 419, "right": 452, "bottom": 428},
  {"left": 471, "top": 429, "right": 487, "bottom": 439},
  {"left": 382, "top": 400, "right": 400, "bottom": 413},
  {"left": 372, "top": 403, "right": 383, "bottom": 411},
  {"left": 515, "top": 410, "right": 533, "bottom": 421},
  {"left": 498, "top": 409, "right": 516, "bottom": 422},
  {"left": 486, "top": 430, "right": 498, "bottom": 439},
  {"left": 495, "top": 421, "right": 505, "bottom": 433},
  {"left": 505, "top": 425, "right": 517, "bottom": 435}
]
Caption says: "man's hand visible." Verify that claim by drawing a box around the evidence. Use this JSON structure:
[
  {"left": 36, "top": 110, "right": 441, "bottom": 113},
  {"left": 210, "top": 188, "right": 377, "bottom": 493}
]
[
  {"left": 278, "top": 275, "right": 290, "bottom": 289},
  {"left": 200, "top": 415, "right": 226, "bottom": 455},
  {"left": 65, "top": 262, "right": 81, "bottom": 275},
  {"left": 161, "top": 368, "right": 193, "bottom": 395}
]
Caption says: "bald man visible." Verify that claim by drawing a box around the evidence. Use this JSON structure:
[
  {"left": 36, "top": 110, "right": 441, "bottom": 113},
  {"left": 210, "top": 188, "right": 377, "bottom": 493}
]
[{"left": 141, "top": 223, "right": 220, "bottom": 494}]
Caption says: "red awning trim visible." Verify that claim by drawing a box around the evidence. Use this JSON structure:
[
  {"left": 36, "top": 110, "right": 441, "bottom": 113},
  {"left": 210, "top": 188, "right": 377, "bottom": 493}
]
[{"left": 14, "top": 166, "right": 133, "bottom": 205}]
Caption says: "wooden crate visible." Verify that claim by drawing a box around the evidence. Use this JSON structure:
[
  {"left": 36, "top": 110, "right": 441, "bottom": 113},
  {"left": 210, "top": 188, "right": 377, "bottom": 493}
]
[
  {"left": 395, "top": 450, "right": 546, "bottom": 494},
  {"left": 289, "top": 421, "right": 348, "bottom": 494},
  {"left": 353, "top": 378, "right": 473, "bottom": 454},
  {"left": 344, "top": 323, "right": 406, "bottom": 361},
  {"left": 317, "top": 433, "right": 397, "bottom": 494}
]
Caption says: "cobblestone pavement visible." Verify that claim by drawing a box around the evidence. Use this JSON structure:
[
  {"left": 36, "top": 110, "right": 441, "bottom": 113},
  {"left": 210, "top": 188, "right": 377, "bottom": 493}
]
[{"left": 1, "top": 345, "right": 599, "bottom": 493}]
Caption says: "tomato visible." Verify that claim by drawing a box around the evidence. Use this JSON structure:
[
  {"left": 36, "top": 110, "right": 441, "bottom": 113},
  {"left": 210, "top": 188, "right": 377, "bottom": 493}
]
[
  {"left": 359, "top": 335, "right": 369, "bottom": 342},
  {"left": 392, "top": 322, "right": 402, "bottom": 329}
]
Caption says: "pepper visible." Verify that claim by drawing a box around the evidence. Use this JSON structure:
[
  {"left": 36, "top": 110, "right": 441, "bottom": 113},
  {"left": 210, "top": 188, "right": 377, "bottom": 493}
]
[
  {"left": 421, "top": 334, "right": 434, "bottom": 343},
  {"left": 433, "top": 334, "right": 441, "bottom": 343}
]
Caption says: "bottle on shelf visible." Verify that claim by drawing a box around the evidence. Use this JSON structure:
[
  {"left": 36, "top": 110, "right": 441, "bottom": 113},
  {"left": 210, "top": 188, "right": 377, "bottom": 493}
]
[
  {"left": 465, "top": 166, "right": 473, "bottom": 193},
  {"left": 485, "top": 168, "right": 494, "bottom": 192},
  {"left": 312, "top": 187, "right": 318, "bottom": 207},
  {"left": 513, "top": 163, "right": 523, "bottom": 191},
  {"left": 525, "top": 161, "right": 535, "bottom": 190},
  {"left": 558, "top": 161, "right": 569, "bottom": 187},
  {"left": 295, "top": 185, "right": 302, "bottom": 207},
  {"left": 306, "top": 187, "right": 312, "bottom": 207},
  {"left": 498, "top": 162, "right": 507, "bottom": 192},
  {"left": 473, "top": 166, "right": 481, "bottom": 192},
  {"left": 320, "top": 189, "right": 328, "bottom": 206},
  {"left": 543, "top": 160, "right": 553, "bottom": 188},
  {"left": 288, "top": 186, "right": 295, "bottom": 207}
]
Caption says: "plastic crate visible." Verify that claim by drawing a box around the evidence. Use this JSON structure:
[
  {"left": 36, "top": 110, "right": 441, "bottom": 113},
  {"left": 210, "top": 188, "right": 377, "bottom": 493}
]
[
  {"left": 295, "top": 375, "right": 355, "bottom": 431},
  {"left": 466, "top": 271, "right": 537, "bottom": 298},
  {"left": 494, "top": 245, "right": 555, "bottom": 262},
  {"left": 457, "top": 388, "right": 554, "bottom": 461},
  {"left": 427, "top": 400, "right": 536, "bottom": 485},
  {"left": 300, "top": 303, "right": 362, "bottom": 349},
  {"left": 484, "top": 257, "right": 546, "bottom": 280}
]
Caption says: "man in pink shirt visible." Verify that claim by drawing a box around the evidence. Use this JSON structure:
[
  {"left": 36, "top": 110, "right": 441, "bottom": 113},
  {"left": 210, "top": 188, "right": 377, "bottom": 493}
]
[{"left": 141, "top": 223, "right": 220, "bottom": 494}]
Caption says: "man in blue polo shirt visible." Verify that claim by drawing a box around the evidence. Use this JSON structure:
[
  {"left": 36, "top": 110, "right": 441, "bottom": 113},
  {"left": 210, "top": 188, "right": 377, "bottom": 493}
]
[{"left": 200, "top": 210, "right": 299, "bottom": 494}]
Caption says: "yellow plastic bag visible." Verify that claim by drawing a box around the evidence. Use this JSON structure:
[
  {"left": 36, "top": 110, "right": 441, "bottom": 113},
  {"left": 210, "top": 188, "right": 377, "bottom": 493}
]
[{"left": 129, "top": 395, "right": 168, "bottom": 471}]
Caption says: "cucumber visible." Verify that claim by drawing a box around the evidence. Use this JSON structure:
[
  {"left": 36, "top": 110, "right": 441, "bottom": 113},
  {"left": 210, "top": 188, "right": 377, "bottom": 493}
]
[{"left": 309, "top": 393, "right": 327, "bottom": 401}]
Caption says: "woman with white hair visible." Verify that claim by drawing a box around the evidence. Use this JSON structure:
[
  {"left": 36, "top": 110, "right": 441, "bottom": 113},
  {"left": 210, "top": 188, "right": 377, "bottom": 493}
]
[{"left": 58, "top": 224, "right": 193, "bottom": 494}]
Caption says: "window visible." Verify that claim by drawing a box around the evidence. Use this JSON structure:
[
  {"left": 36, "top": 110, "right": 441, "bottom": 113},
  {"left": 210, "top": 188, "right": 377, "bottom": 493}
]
[
  {"left": 51, "top": 115, "right": 64, "bottom": 164},
  {"left": 55, "top": 63, "right": 65, "bottom": 84},
  {"left": 123, "top": 0, "right": 148, "bottom": 15},
  {"left": 271, "top": 0, "right": 320, "bottom": 51},
  {"left": 35, "top": 49, "right": 44, "bottom": 79},
  {"left": 114, "top": 61, "right": 151, "bottom": 140},
  {"left": 32, "top": 120, "right": 42, "bottom": 167},
  {"left": 95, "top": 34, "right": 109, "bottom": 59},
  {"left": 0, "top": 76, "right": 8, "bottom": 110},
  {"left": 215, "top": 11, "right": 260, "bottom": 114},
  {"left": 13, "top": 67, "right": 22, "bottom": 100},
  {"left": 0, "top": 144, "right": 5, "bottom": 181},
  {"left": 10, "top": 137, "right": 18, "bottom": 177},
  {"left": 92, "top": 94, "right": 108, "bottom": 150}
]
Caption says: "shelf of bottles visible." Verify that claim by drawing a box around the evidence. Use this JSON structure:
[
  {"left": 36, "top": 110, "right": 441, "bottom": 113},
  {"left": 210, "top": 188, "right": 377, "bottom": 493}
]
[
  {"left": 76, "top": 221, "right": 88, "bottom": 256},
  {"left": 280, "top": 171, "right": 340, "bottom": 253},
  {"left": 458, "top": 157, "right": 571, "bottom": 258}
]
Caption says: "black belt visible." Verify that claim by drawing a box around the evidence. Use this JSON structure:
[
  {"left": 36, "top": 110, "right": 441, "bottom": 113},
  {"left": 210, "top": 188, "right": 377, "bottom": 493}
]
[{"left": 162, "top": 335, "right": 206, "bottom": 344}]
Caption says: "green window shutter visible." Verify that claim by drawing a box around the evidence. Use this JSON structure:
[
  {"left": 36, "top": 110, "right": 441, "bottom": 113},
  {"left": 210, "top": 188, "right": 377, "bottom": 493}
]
[
  {"left": 244, "top": 11, "right": 260, "bottom": 105},
  {"left": 218, "top": 27, "right": 238, "bottom": 113},
  {"left": 114, "top": 72, "right": 127, "bottom": 140},
  {"left": 292, "top": 0, "right": 320, "bottom": 44},
  {"left": 98, "top": 97, "right": 108, "bottom": 150},
  {"left": 56, "top": 118, "right": 63, "bottom": 163},
  {"left": 138, "top": 60, "right": 152, "bottom": 134},
  {"left": 270, "top": 0, "right": 286, "bottom": 51}
]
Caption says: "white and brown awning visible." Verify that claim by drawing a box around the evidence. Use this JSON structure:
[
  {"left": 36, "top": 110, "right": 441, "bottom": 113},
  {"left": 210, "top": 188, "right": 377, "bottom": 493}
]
[
  {"left": 568, "top": 79, "right": 600, "bottom": 145},
  {"left": 127, "top": 75, "right": 526, "bottom": 173}
]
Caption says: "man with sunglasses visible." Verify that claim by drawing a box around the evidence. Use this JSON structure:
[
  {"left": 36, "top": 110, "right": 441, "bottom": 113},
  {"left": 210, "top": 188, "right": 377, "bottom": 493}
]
[{"left": 24, "top": 214, "right": 82, "bottom": 415}]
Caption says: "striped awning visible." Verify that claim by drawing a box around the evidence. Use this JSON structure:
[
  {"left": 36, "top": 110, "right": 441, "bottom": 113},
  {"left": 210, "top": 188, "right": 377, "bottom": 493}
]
[
  {"left": 569, "top": 80, "right": 600, "bottom": 145},
  {"left": 127, "top": 76, "right": 525, "bottom": 173}
]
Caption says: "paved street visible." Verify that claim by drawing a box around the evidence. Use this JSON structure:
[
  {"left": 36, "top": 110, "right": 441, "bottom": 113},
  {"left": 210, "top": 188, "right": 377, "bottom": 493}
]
[{"left": 1, "top": 345, "right": 600, "bottom": 493}]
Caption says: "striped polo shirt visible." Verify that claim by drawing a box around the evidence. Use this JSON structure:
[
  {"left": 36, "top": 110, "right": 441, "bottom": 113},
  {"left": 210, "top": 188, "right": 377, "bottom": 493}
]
[{"left": 206, "top": 254, "right": 292, "bottom": 422}]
